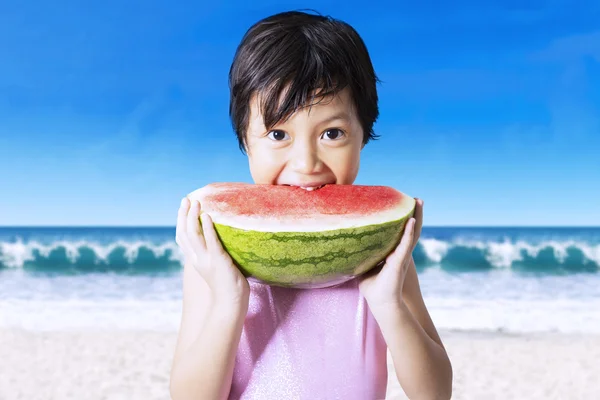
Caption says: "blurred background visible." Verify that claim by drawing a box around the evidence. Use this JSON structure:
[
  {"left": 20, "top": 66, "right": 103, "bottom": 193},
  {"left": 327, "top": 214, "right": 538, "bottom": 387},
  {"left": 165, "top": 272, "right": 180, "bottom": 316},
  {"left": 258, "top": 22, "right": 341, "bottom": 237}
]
[{"left": 0, "top": 1, "right": 599, "bottom": 399}]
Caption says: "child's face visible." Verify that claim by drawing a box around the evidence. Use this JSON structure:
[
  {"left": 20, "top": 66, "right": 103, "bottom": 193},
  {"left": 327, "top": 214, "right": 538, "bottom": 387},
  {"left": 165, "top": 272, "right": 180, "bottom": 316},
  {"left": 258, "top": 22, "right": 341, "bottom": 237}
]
[{"left": 245, "top": 88, "right": 363, "bottom": 188}]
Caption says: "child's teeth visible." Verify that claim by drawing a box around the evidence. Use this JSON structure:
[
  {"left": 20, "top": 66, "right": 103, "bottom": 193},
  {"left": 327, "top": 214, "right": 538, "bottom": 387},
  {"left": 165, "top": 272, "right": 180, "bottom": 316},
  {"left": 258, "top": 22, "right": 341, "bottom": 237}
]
[{"left": 299, "top": 185, "right": 324, "bottom": 191}]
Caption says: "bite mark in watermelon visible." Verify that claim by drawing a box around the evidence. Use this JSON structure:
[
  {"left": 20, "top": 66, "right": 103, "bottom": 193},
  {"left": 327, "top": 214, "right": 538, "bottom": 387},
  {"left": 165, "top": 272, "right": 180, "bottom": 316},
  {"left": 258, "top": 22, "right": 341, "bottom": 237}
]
[{"left": 187, "top": 183, "right": 415, "bottom": 288}]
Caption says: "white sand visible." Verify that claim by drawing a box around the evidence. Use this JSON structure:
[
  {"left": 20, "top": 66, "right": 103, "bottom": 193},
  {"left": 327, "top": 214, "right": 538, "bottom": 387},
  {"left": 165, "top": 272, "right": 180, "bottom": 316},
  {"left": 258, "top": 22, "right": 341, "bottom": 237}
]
[
  {"left": 388, "top": 331, "right": 600, "bottom": 400},
  {"left": 1, "top": 329, "right": 598, "bottom": 400}
]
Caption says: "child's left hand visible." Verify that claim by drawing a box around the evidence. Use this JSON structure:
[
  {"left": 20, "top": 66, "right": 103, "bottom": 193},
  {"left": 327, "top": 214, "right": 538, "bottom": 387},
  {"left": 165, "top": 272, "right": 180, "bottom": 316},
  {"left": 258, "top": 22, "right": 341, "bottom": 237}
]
[{"left": 358, "top": 198, "right": 423, "bottom": 312}]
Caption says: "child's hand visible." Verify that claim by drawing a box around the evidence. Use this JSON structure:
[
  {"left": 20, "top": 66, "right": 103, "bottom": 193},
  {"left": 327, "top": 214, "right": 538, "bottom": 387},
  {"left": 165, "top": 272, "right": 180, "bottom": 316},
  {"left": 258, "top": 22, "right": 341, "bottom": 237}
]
[
  {"left": 358, "top": 198, "right": 423, "bottom": 312},
  {"left": 176, "top": 197, "right": 250, "bottom": 311}
]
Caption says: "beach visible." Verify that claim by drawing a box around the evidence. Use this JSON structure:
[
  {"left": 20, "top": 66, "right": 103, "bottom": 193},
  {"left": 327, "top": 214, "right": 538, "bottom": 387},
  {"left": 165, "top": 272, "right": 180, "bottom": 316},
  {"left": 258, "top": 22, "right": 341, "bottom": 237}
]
[
  {"left": 1, "top": 328, "right": 598, "bottom": 400},
  {"left": 1, "top": 226, "right": 599, "bottom": 399}
]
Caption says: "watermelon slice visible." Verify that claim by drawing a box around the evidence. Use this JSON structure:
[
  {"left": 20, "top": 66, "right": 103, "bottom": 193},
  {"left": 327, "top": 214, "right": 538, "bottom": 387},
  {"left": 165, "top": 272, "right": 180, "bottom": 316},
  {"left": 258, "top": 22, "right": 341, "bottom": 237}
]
[{"left": 187, "top": 183, "right": 415, "bottom": 288}]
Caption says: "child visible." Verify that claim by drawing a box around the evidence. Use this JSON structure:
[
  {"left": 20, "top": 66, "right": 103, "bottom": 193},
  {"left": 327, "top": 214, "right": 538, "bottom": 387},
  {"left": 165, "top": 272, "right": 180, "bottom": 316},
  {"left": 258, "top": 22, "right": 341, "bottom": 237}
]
[{"left": 170, "top": 10, "right": 452, "bottom": 400}]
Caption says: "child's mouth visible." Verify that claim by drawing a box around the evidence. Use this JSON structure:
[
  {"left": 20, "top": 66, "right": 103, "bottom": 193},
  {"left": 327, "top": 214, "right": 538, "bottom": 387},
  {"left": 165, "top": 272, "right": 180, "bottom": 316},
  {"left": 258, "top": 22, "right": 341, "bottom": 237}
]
[{"left": 282, "top": 183, "right": 329, "bottom": 191}]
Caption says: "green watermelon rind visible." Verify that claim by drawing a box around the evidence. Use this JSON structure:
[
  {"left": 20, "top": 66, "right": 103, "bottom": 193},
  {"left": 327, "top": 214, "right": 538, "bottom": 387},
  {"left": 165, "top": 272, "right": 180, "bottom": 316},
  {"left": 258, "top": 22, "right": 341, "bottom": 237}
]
[{"left": 210, "top": 214, "right": 412, "bottom": 288}]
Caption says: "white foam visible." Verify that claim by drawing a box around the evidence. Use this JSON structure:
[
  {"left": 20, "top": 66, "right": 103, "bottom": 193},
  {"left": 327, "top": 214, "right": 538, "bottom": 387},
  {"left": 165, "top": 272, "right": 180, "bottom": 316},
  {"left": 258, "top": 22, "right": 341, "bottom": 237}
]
[
  {"left": 0, "top": 299, "right": 182, "bottom": 332},
  {"left": 418, "top": 268, "right": 600, "bottom": 334},
  {"left": 0, "top": 272, "right": 184, "bottom": 331},
  {"left": 419, "top": 238, "right": 450, "bottom": 263},
  {"left": 426, "top": 297, "right": 600, "bottom": 334},
  {"left": 1, "top": 268, "right": 599, "bottom": 334}
]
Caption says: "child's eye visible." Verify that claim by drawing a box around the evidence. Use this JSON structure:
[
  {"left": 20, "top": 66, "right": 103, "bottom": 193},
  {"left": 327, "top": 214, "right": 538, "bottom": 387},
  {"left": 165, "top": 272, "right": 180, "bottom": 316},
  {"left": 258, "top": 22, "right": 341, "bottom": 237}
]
[
  {"left": 267, "top": 130, "right": 289, "bottom": 141},
  {"left": 321, "top": 128, "right": 345, "bottom": 141}
]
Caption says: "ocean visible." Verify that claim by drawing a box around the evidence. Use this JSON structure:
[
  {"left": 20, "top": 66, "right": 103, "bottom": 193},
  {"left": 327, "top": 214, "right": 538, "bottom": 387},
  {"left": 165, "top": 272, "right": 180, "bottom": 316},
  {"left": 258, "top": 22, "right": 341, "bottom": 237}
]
[{"left": 1, "top": 226, "right": 599, "bottom": 334}]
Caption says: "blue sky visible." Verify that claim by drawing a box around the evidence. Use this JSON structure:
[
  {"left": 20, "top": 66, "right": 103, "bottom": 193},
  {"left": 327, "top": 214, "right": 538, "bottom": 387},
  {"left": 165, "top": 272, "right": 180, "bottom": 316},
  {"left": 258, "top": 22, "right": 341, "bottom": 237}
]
[{"left": 1, "top": 0, "right": 599, "bottom": 226}]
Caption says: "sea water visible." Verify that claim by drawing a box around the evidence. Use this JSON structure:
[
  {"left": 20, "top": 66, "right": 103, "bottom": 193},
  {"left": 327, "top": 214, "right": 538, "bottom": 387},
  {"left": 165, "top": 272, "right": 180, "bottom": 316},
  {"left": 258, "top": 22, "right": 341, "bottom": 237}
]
[{"left": 1, "top": 226, "right": 599, "bottom": 333}]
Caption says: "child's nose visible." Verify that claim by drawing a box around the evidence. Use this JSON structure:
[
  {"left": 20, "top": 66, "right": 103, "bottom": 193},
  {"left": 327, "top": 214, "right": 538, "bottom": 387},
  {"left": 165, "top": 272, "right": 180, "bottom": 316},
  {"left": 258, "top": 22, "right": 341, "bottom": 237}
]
[{"left": 289, "top": 142, "right": 320, "bottom": 174}]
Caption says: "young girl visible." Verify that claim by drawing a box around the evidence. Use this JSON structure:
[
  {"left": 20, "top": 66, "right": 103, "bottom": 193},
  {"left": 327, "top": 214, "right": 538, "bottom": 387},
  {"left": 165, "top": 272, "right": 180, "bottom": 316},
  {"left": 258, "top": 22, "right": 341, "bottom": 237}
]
[{"left": 170, "top": 10, "right": 452, "bottom": 400}]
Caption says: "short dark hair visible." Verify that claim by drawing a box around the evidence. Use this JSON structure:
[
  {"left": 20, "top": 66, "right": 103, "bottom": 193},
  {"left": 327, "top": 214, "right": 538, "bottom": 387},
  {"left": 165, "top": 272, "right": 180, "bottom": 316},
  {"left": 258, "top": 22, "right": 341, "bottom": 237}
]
[{"left": 229, "top": 10, "right": 380, "bottom": 153}]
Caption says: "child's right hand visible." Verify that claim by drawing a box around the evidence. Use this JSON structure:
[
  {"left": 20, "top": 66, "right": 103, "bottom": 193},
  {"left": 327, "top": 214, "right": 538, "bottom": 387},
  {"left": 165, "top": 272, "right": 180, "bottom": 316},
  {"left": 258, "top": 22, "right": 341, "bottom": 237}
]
[{"left": 176, "top": 197, "right": 250, "bottom": 313}]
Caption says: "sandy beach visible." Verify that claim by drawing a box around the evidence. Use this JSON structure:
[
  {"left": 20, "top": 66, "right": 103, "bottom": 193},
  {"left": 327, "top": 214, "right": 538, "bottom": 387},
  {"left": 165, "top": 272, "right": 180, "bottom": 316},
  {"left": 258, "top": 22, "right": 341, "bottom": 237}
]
[{"left": 1, "top": 329, "right": 598, "bottom": 400}]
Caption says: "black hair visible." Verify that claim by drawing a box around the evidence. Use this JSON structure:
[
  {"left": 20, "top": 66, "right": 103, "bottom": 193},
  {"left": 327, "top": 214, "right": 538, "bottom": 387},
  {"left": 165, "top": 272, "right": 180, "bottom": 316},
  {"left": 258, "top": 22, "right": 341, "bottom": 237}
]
[{"left": 229, "top": 10, "right": 380, "bottom": 153}]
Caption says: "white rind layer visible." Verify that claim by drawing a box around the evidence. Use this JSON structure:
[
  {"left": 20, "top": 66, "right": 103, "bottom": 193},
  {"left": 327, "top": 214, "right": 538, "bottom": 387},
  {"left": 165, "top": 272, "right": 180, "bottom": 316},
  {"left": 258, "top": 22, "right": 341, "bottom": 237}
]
[{"left": 187, "top": 185, "right": 416, "bottom": 233}]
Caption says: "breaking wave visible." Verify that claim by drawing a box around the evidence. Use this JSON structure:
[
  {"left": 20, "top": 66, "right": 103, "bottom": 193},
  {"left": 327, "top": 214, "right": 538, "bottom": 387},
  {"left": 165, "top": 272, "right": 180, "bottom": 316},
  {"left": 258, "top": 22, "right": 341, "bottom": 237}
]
[
  {"left": 414, "top": 238, "right": 600, "bottom": 273},
  {"left": 0, "top": 237, "right": 598, "bottom": 274},
  {"left": 0, "top": 239, "right": 183, "bottom": 274}
]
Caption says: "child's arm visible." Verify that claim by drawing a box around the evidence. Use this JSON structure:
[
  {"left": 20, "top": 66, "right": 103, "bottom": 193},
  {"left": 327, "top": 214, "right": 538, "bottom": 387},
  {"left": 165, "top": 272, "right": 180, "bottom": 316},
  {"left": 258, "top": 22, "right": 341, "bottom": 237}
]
[
  {"left": 360, "top": 201, "right": 452, "bottom": 399},
  {"left": 170, "top": 199, "right": 250, "bottom": 400},
  {"left": 169, "top": 262, "right": 247, "bottom": 400},
  {"left": 372, "top": 257, "right": 453, "bottom": 400}
]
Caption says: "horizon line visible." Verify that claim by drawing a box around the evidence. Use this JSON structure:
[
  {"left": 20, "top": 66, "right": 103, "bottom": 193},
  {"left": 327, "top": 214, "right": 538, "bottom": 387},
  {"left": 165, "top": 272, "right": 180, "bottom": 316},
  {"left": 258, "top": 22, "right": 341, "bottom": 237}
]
[{"left": 1, "top": 225, "right": 599, "bottom": 229}]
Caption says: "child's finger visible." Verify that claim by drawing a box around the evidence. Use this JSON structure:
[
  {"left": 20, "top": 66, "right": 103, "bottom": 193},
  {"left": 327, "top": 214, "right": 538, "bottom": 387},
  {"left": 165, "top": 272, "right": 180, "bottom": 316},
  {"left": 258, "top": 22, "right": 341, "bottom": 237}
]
[
  {"left": 389, "top": 218, "right": 415, "bottom": 266},
  {"left": 186, "top": 200, "right": 207, "bottom": 252},
  {"left": 201, "top": 213, "right": 226, "bottom": 256},
  {"left": 413, "top": 199, "right": 424, "bottom": 246},
  {"left": 176, "top": 197, "right": 191, "bottom": 249}
]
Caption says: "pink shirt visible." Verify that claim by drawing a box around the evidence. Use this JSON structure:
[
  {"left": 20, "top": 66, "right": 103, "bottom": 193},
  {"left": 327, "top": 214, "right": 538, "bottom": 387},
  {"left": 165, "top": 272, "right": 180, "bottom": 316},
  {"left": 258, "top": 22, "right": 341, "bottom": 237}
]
[{"left": 229, "top": 278, "right": 389, "bottom": 399}]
